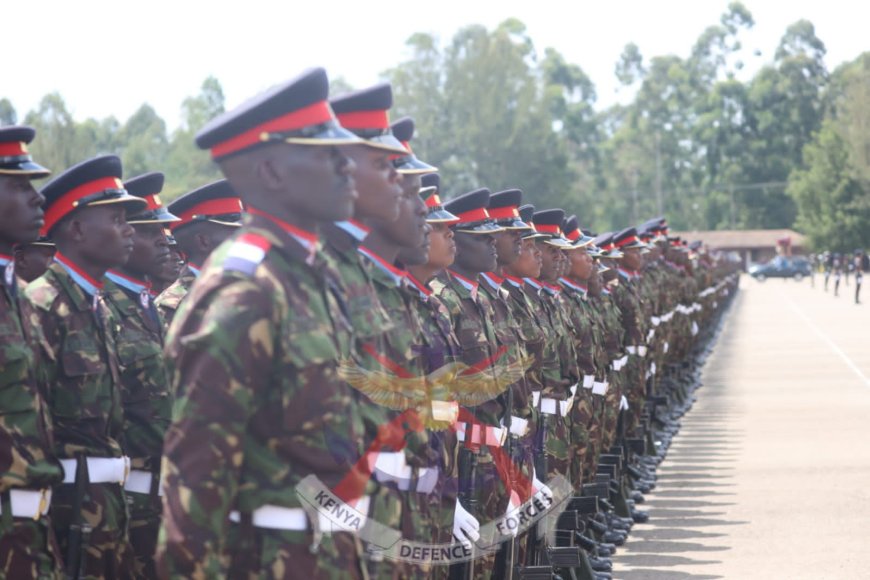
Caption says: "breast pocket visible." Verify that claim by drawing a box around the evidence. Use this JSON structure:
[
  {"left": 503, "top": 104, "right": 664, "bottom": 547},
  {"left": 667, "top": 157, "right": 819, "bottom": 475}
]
[
  {"left": 115, "top": 324, "right": 167, "bottom": 403},
  {"left": 56, "top": 332, "right": 109, "bottom": 419},
  {"left": 0, "top": 331, "right": 38, "bottom": 414}
]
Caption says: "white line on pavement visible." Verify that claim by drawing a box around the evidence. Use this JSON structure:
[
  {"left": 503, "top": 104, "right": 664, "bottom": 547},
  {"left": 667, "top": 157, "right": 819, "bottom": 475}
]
[{"left": 781, "top": 292, "right": 870, "bottom": 388}]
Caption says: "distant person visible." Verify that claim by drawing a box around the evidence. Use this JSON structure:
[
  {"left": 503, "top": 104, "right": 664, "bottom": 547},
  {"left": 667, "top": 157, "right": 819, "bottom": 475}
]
[
  {"left": 833, "top": 254, "right": 842, "bottom": 297},
  {"left": 854, "top": 250, "right": 864, "bottom": 305}
]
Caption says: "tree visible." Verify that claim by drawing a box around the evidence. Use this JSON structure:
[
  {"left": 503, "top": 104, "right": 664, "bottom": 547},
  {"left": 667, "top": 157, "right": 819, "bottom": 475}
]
[
  {"left": 788, "top": 120, "right": 870, "bottom": 251},
  {"left": 0, "top": 99, "right": 17, "bottom": 125}
]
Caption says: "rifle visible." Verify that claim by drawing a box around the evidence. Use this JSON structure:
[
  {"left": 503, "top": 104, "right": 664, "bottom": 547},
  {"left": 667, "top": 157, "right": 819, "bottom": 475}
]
[
  {"left": 500, "top": 389, "right": 517, "bottom": 580},
  {"left": 527, "top": 411, "right": 549, "bottom": 567},
  {"left": 450, "top": 441, "right": 478, "bottom": 580},
  {"left": 65, "top": 453, "right": 93, "bottom": 580}
]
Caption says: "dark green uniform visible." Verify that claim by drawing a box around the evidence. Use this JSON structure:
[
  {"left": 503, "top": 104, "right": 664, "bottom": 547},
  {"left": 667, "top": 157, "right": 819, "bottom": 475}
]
[
  {"left": 25, "top": 258, "right": 133, "bottom": 580},
  {"left": 0, "top": 256, "right": 64, "bottom": 579}
]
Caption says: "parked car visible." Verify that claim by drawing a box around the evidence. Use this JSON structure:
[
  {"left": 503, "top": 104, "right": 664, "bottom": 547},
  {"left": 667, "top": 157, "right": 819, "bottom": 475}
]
[{"left": 749, "top": 257, "right": 812, "bottom": 281}]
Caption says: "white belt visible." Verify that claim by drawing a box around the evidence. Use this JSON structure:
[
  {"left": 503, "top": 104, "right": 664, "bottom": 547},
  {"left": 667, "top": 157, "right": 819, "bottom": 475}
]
[
  {"left": 592, "top": 381, "right": 608, "bottom": 396},
  {"left": 626, "top": 346, "right": 646, "bottom": 357},
  {"left": 638, "top": 346, "right": 648, "bottom": 357},
  {"left": 646, "top": 329, "right": 655, "bottom": 343},
  {"left": 372, "top": 453, "right": 439, "bottom": 494},
  {"left": 124, "top": 469, "right": 163, "bottom": 496},
  {"left": 650, "top": 362, "right": 657, "bottom": 376},
  {"left": 507, "top": 416, "right": 529, "bottom": 437},
  {"left": 540, "top": 397, "right": 560, "bottom": 416},
  {"left": 531, "top": 391, "right": 541, "bottom": 407},
  {"left": 650, "top": 316, "right": 661, "bottom": 327},
  {"left": 60, "top": 456, "right": 130, "bottom": 485},
  {"left": 582, "top": 375, "right": 595, "bottom": 389},
  {"left": 229, "top": 505, "right": 308, "bottom": 530},
  {"left": 456, "top": 422, "right": 507, "bottom": 447},
  {"left": 229, "top": 496, "right": 372, "bottom": 533},
  {"left": 663, "top": 341, "right": 669, "bottom": 353},
  {"left": 0, "top": 489, "right": 51, "bottom": 519}
]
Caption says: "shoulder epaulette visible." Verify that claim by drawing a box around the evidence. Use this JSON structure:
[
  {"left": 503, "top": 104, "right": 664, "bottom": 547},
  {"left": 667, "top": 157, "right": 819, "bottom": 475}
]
[{"left": 223, "top": 233, "right": 272, "bottom": 276}]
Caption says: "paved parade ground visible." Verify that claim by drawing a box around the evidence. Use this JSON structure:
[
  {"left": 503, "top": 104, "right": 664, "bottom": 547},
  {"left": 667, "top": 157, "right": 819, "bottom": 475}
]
[{"left": 613, "top": 274, "right": 870, "bottom": 579}]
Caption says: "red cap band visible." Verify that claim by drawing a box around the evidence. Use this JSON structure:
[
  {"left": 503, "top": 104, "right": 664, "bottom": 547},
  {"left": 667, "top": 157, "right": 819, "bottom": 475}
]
[
  {"left": 173, "top": 197, "right": 243, "bottom": 228},
  {"left": 335, "top": 109, "right": 390, "bottom": 130},
  {"left": 454, "top": 208, "right": 490, "bottom": 224},
  {"left": 425, "top": 194, "right": 443, "bottom": 209},
  {"left": 210, "top": 100, "right": 334, "bottom": 159},
  {"left": 535, "top": 224, "right": 560, "bottom": 234},
  {"left": 44, "top": 176, "right": 124, "bottom": 232},
  {"left": 143, "top": 194, "right": 164, "bottom": 211},
  {"left": 0, "top": 142, "right": 27, "bottom": 157},
  {"left": 615, "top": 235, "right": 640, "bottom": 248},
  {"left": 565, "top": 229, "right": 580, "bottom": 241},
  {"left": 487, "top": 206, "right": 520, "bottom": 220}
]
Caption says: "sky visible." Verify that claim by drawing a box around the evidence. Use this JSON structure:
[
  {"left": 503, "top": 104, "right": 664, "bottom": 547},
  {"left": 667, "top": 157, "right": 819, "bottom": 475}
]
[{"left": 6, "top": 0, "right": 869, "bottom": 130}]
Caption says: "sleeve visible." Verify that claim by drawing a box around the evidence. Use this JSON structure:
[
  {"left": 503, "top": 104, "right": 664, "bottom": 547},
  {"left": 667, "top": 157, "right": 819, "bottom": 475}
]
[{"left": 158, "top": 278, "right": 273, "bottom": 579}]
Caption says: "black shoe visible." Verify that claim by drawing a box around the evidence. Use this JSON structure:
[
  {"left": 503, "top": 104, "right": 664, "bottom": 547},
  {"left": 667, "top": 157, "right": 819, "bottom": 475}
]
[
  {"left": 588, "top": 556, "right": 612, "bottom": 572},
  {"left": 603, "top": 530, "right": 626, "bottom": 545},
  {"left": 631, "top": 509, "right": 650, "bottom": 524},
  {"left": 594, "top": 573, "right": 613, "bottom": 580},
  {"left": 630, "top": 490, "right": 645, "bottom": 503}
]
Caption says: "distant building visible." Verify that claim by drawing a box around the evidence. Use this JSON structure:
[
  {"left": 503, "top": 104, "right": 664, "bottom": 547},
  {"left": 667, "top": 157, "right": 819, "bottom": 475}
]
[{"left": 674, "top": 229, "right": 807, "bottom": 271}]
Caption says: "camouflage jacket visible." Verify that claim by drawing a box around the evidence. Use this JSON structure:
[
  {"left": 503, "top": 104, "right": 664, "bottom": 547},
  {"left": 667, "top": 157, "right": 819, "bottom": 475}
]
[
  {"left": 533, "top": 280, "right": 577, "bottom": 399},
  {"left": 0, "top": 256, "right": 62, "bottom": 491},
  {"left": 24, "top": 260, "right": 125, "bottom": 460},
  {"left": 431, "top": 271, "right": 504, "bottom": 426},
  {"left": 160, "top": 214, "right": 365, "bottom": 577},
  {"left": 155, "top": 263, "right": 198, "bottom": 331},
  {"left": 521, "top": 279, "right": 564, "bottom": 399},
  {"left": 612, "top": 268, "right": 646, "bottom": 348},
  {"left": 502, "top": 275, "right": 546, "bottom": 412},
  {"left": 103, "top": 275, "right": 171, "bottom": 471},
  {"left": 359, "top": 248, "right": 434, "bottom": 468},
  {"left": 592, "top": 289, "right": 625, "bottom": 361},
  {"left": 558, "top": 278, "right": 598, "bottom": 377},
  {"left": 480, "top": 273, "right": 533, "bottom": 427}
]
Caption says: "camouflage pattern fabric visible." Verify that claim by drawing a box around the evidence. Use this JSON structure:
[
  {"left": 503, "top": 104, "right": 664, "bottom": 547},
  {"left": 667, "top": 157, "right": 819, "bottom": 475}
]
[
  {"left": 103, "top": 279, "right": 171, "bottom": 579},
  {"left": 158, "top": 214, "right": 366, "bottom": 579},
  {"left": 1, "top": 258, "right": 64, "bottom": 579},
  {"left": 154, "top": 264, "right": 197, "bottom": 332},
  {"left": 24, "top": 262, "right": 132, "bottom": 579}
]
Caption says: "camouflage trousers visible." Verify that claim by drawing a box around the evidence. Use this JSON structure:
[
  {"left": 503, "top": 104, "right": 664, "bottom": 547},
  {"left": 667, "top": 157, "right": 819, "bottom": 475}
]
[
  {"left": 125, "top": 489, "right": 160, "bottom": 579},
  {"left": 0, "top": 516, "right": 63, "bottom": 580},
  {"left": 462, "top": 446, "right": 510, "bottom": 580},
  {"left": 540, "top": 412, "right": 570, "bottom": 482},
  {"left": 568, "top": 394, "right": 593, "bottom": 491},
  {"left": 623, "top": 357, "right": 648, "bottom": 437},
  {"left": 225, "top": 524, "right": 364, "bottom": 580},
  {"left": 584, "top": 395, "right": 606, "bottom": 481},
  {"left": 50, "top": 482, "right": 133, "bottom": 580},
  {"left": 601, "top": 375, "right": 622, "bottom": 454}
]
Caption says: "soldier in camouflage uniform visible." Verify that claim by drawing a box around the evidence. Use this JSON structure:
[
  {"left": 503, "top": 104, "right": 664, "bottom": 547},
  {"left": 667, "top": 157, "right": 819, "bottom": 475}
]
[
  {"left": 326, "top": 84, "right": 424, "bottom": 579},
  {"left": 101, "top": 172, "right": 179, "bottom": 578},
  {"left": 401, "top": 175, "right": 466, "bottom": 568},
  {"left": 557, "top": 216, "right": 599, "bottom": 490},
  {"left": 14, "top": 235, "right": 56, "bottom": 284},
  {"left": 434, "top": 189, "right": 511, "bottom": 579},
  {"left": 158, "top": 68, "right": 370, "bottom": 579},
  {"left": 154, "top": 180, "right": 242, "bottom": 329},
  {"left": 529, "top": 210, "right": 578, "bottom": 485},
  {"left": 610, "top": 228, "right": 650, "bottom": 439},
  {"left": 149, "top": 232, "right": 181, "bottom": 296},
  {"left": 25, "top": 154, "right": 148, "bottom": 579},
  {"left": 0, "top": 125, "right": 65, "bottom": 579}
]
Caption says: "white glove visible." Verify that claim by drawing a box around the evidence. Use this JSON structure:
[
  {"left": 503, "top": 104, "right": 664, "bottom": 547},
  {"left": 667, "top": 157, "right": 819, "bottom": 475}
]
[
  {"left": 453, "top": 500, "right": 480, "bottom": 546},
  {"left": 619, "top": 395, "right": 629, "bottom": 411}
]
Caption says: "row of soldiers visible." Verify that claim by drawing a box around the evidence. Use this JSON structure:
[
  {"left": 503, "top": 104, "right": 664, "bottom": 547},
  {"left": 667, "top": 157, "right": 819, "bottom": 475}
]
[{"left": 0, "top": 67, "right": 739, "bottom": 580}]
